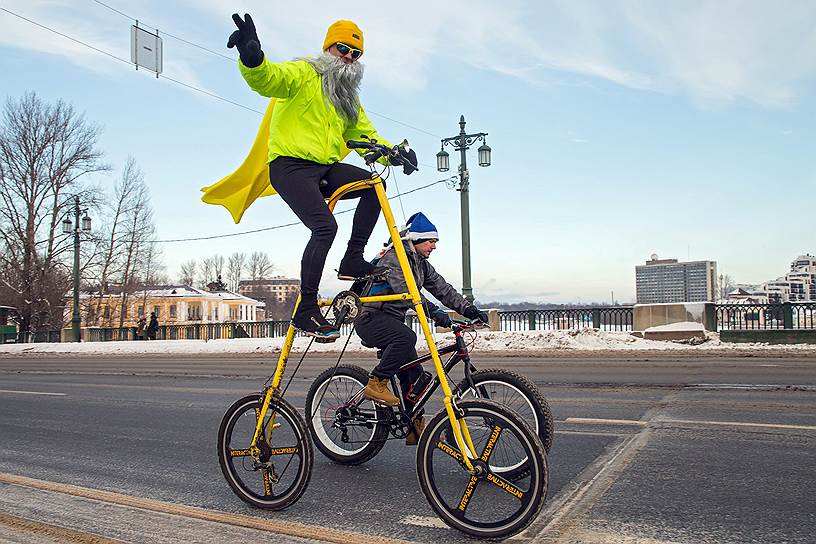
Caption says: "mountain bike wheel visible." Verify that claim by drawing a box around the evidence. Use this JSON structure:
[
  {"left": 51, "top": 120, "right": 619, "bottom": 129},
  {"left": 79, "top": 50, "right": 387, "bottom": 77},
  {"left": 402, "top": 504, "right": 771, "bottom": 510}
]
[
  {"left": 218, "top": 394, "right": 313, "bottom": 510},
  {"left": 456, "top": 369, "right": 555, "bottom": 482},
  {"left": 306, "top": 364, "right": 390, "bottom": 465},
  {"left": 416, "top": 400, "right": 548, "bottom": 539}
]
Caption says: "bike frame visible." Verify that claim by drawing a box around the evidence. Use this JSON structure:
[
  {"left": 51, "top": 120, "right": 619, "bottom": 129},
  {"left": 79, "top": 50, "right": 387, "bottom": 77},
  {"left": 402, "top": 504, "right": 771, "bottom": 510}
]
[
  {"left": 346, "top": 328, "right": 478, "bottom": 428},
  {"left": 249, "top": 174, "right": 479, "bottom": 470}
]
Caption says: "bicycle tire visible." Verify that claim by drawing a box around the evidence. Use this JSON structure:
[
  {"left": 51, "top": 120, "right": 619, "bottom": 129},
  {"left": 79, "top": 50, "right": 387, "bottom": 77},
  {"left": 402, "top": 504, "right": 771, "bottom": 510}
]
[
  {"left": 305, "top": 364, "right": 390, "bottom": 465},
  {"left": 456, "top": 368, "right": 555, "bottom": 453},
  {"left": 218, "top": 394, "right": 313, "bottom": 510},
  {"left": 416, "top": 399, "right": 548, "bottom": 538}
]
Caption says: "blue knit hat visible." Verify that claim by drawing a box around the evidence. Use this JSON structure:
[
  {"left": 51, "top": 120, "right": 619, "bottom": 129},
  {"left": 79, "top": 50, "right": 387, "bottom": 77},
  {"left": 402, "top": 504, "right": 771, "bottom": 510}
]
[{"left": 403, "top": 212, "right": 439, "bottom": 242}]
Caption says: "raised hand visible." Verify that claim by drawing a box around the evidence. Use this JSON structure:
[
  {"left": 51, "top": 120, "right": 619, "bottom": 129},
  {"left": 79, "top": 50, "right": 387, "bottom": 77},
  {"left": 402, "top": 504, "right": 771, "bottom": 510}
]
[{"left": 227, "top": 13, "right": 264, "bottom": 68}]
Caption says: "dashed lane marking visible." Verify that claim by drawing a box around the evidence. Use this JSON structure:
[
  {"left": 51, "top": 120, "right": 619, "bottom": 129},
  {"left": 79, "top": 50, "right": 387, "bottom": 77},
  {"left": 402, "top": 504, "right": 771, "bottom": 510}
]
[
  {"left": 0, "top": 473, "right": 412, "bottom": 544},
  {"left": 564, "top": 418, "right": 646, "bottom": 426},
  {"left": 658, "top": 418, "right": 816, "bottom": 431},
  {"left": 0, "top": 389, "right": 67, "bottom": 396},
  {"left": 565, "top": 416, "right": 816, "bottom": 431}
]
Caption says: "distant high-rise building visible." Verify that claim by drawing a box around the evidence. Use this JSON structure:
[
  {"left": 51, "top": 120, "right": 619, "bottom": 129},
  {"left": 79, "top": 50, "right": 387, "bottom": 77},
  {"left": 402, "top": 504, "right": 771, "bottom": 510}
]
[
  {"left": 635, "top": 254, "right": 717, "bottom": 303},
  {"left": 762, "top": 254, "right": 816, "bottom": 303}
]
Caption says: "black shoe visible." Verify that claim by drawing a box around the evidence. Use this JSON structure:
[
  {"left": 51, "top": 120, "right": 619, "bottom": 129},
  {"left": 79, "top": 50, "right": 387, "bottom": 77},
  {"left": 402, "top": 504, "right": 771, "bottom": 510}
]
[
  {"left": 338, "top": 255, "right": 389, "bottom": 281},
  {"left": 292, "top": 305, "right": 339, "bottom": 341}
]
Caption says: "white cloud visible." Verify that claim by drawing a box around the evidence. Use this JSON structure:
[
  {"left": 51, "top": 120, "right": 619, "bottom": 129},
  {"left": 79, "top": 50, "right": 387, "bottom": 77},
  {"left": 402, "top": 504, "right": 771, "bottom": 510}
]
[{"left": 7, "top": 1, "right": 814, "bottom": 110}]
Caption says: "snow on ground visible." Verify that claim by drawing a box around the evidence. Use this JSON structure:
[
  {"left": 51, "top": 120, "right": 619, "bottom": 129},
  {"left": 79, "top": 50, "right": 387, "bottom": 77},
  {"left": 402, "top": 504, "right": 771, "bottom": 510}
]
[
  {"left": 644, "top": 321, "right": 705, "bottom": 332},
  {"left": 1, "top": 329, "right": 814, "bottom": 356}
]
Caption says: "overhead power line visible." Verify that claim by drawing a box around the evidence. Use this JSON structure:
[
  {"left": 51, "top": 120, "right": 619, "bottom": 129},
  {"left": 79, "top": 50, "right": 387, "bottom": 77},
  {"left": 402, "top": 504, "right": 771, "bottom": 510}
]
[
  {"left": 155, "top": 176, "right": 458, "bottom": 243},
  {"left": 0, "top": 7, "right": 264, "bottom": 114},
  {"left": 91, "top": 0, "right": 235, "bottom": 63},
  {"left": 87, "top": 0, "right": 443, "bottom": 138}
]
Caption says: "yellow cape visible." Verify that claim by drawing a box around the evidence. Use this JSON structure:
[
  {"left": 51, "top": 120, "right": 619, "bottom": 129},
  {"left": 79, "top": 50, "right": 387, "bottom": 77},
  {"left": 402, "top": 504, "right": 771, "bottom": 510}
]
[{"left": 200, "top": 98, "right": 351, "bottom": 224}]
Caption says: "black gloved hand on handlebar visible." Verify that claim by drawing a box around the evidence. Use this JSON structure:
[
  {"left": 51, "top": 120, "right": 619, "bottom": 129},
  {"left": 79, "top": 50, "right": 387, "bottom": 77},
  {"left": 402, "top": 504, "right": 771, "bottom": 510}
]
[
  {"left": 432, "top": 310, "right": 452, "bottom": 328},
  {"left": 462, "top": 306, "right": 488, "bottom": 324},
  {"left": 389, "top": 140, "right": 418, "bottom": 175},
  {"left": 227, "top": 13, "right": 264, "bottom": 68}
]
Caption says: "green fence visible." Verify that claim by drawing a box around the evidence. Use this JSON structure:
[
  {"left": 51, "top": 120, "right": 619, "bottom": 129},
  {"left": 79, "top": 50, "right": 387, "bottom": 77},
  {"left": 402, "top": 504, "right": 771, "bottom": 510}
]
[{"left": 713, "top": 302, "right": 816, "bottom": 331}]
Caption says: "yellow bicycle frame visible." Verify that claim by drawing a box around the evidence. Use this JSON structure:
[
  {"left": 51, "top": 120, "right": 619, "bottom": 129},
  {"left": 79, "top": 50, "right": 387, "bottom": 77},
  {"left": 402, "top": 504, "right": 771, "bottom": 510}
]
[{"left": 249, "top": 176, "right": 478, "bottom": 470}]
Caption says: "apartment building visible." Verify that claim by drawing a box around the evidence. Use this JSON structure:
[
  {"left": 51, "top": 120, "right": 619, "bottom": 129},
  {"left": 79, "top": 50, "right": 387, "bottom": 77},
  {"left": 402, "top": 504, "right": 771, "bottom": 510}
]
[{"left": 635, "top": 255, "right": 718, "bottom": 303}]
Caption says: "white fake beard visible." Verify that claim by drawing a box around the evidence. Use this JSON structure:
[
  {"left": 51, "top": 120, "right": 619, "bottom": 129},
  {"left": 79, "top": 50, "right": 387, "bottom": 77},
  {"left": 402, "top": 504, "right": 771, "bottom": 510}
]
[{"left": 299, "top": 52, "right": 364, "bottom": 124}]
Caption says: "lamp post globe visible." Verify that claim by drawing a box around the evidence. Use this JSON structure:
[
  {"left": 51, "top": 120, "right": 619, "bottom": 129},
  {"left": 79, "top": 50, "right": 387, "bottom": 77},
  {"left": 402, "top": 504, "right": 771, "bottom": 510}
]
[
  {"left": 436, "top": 149, "right": 450, "bottom": 172},
  {"left": 478, "top": 143, "right": 491, "bottom": 167}
]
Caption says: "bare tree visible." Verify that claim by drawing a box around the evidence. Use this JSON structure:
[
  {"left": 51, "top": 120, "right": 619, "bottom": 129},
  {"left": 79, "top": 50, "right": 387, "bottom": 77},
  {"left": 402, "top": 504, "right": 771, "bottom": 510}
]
[
  {"left": 179, "top": 259, "right": 197, "bottom": 286},
  {"left": 227, "top": 252, "right": 246, "bottom": 291},
  {"left": 200, "top": 257, "right": 215, "bottom": 287},
  {"left": 247, "top": 251, "right": 275, "bottom": 280},
  {"left": 719, "top": 273, "right": 735, "bottom": 300},
  {"left": 212, "top": 254, "right": 225, "bottom": 282},
  {"left": 0, "top": 92, "right": 108, "bottom": 334},
  {"left": 116, "top": 165, "right": 162, "bottom": 327}
]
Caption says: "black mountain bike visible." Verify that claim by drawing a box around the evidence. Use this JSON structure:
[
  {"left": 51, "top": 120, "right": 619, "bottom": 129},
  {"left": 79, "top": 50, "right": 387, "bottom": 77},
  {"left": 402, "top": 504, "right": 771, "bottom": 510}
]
[{"left": 305, "top": 321, "right": 554, "bottom": 479}]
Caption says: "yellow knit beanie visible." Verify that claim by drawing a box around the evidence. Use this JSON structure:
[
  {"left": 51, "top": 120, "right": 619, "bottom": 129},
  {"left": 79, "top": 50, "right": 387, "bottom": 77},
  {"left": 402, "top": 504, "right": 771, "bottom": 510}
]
[{"left": 322, "top": 20, "right": 364, "bottom": 54}]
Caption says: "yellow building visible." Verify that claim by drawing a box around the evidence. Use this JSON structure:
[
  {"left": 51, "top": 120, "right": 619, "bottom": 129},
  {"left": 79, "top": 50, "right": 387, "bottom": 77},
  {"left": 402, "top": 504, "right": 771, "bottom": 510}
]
[{"left": 66, "top": 285, "right": 262, "bottom": 328}]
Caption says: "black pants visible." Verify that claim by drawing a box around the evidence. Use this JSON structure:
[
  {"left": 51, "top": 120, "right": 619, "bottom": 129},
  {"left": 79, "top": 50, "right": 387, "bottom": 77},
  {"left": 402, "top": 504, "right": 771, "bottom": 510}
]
[
  {"left": 354, "top": 310, "right": 424, "bottom": 410},
  {"left": 269, "top": 157, "right": 381, "bottom": 298}
]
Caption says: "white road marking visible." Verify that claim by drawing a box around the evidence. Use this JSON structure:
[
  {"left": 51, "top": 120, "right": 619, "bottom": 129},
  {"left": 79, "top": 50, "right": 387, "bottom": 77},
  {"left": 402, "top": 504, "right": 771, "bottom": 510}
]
[
  {"left": 564, "top": 416, "right": 816, "bottom": 432},
  {"left": 564, "top": 417, "right": 646, "bottom": 426},
  {"left": 0, "top": 389, "right": 66, "bottom": 396},
  {"left": 658, "top": 418, "right": 816, "bottom": 431},
  {"left": 399, "top": 515, "right": 449, "bottom": 529},
  {"left": 690, "top": 383, "right": 816, "bottom": 390}
]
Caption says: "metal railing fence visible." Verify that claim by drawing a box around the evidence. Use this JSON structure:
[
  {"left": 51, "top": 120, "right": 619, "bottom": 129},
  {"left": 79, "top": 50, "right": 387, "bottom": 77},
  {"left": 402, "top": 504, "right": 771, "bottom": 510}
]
[
  {"left": 714, "top": 302, "right": 816, "bottom": 331},
  {"left": 498, "top": 307, "right": 633, "bottom": 332},
  {"left": 13, "top": 303, "right": 816, "bottom": 343}
]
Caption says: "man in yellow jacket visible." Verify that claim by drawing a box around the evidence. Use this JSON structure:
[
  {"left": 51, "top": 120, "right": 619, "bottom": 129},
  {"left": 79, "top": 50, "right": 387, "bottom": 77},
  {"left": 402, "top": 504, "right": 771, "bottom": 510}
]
[{"left": 228, "top": 14, "right": 417, "bottom": 341}]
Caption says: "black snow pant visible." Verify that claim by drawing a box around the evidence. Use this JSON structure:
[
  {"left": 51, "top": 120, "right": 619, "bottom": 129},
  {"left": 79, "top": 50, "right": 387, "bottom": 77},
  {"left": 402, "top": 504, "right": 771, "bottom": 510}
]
[
  {"left": 354, "top": 309, "right": 424, "bottom": 413},
  {"left": 268, "top": 156, "right": 381, "bottom": 298}
]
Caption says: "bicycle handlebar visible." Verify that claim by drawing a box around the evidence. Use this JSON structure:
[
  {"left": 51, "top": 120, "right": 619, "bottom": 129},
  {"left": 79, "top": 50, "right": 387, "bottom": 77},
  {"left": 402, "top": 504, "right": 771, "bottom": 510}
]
[
  {"left": 346, "top": 139, "right": 399, "bottom": 166},
  {"left": 451, "top": 319, "right": 487, "bottom": 333}
]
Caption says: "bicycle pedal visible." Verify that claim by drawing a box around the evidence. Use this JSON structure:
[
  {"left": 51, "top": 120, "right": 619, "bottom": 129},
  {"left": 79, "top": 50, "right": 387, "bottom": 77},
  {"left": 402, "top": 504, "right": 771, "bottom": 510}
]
[{"left": 336, "top": 268, "right": 391, "bottom": 282}]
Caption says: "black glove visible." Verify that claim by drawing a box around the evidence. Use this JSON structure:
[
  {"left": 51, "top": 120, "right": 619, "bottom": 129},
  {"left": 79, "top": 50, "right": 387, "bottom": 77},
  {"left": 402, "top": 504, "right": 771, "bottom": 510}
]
[
  {"left": 390, "top": 141, "right": 418, "bottom": 175},
  {"left": 432, "top": 311, "right": 452, "bottom": 328},
  {"left": 462, "top": 306, "right": 488, "bottom": 324},
  {"left": 227, "top": 13, "right": 264, "bottom": 68}
]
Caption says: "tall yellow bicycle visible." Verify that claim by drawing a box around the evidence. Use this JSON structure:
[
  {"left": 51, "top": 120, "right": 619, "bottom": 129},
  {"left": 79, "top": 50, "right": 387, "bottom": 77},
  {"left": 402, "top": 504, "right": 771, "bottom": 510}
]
[{"left": 217, "top": 140, "right": 549, "bottom": 538}]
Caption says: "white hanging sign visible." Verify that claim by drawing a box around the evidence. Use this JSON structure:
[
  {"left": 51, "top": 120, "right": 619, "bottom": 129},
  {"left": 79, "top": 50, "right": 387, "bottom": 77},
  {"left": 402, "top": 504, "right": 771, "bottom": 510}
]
[{"left": 130, "top": 25, "right": 163, "bottom": 76}]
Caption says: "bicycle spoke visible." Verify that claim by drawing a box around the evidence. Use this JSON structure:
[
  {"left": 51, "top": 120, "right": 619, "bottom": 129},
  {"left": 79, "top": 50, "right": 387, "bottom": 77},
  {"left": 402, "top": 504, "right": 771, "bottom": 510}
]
[
  {"left": 478, "top": 424, "right": 503, "bottom": 463},
  {"left": 435, "top": 440, "right": 464, "bottom": 463},
  {"left": 456, "top": 475, "right": 480, "bottom": 515},
  {"left": 262, "top": 469, "right": 272, "bottom": 496},
  {"left": 483, "top": 470, "right": 525, "bottom": 501},
  {"left": 268, "top": 445, "right": 300, "bottom": 455}
]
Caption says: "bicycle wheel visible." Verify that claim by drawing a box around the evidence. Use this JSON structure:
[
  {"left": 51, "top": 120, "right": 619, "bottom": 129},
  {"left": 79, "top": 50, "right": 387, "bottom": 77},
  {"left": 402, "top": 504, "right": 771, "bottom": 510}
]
[
  {"left": 218, "top": 394, "right": 313, "bottom": 510},
  {"left": 305, "top": 364, "right": 390, "bottom": 465},
  {"left": 456, "top": 368, "right": 555, "bottom": 454},
  {"left": 417, "top": 399, "right": 548, "bottom": 539}
]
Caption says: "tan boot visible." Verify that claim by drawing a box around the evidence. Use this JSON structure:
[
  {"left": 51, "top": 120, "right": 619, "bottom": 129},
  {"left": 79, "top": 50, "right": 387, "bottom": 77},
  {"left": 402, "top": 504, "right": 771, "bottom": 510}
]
[
  {"left": 363, "top": 376, "right": 400, "bottom": 406},
  {"left": 405, "top": 416, "right": 426, "bottom": 446}
]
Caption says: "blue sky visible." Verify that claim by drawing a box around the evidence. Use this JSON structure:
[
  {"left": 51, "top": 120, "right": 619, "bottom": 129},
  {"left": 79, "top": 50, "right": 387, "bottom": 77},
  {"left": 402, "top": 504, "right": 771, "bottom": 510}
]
[{"left": 2, "top": 1, "right": 814, "bottom": 303}]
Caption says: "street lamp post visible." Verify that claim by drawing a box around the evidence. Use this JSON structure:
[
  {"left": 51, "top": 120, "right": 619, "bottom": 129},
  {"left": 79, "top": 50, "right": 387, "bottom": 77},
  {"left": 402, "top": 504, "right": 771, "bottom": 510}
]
[
  {"left": 62, "top": 196, "right": 91, "bottom": 342},
  {"left": 437, "top": 115, "right": 491, "bottom": 303}
]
